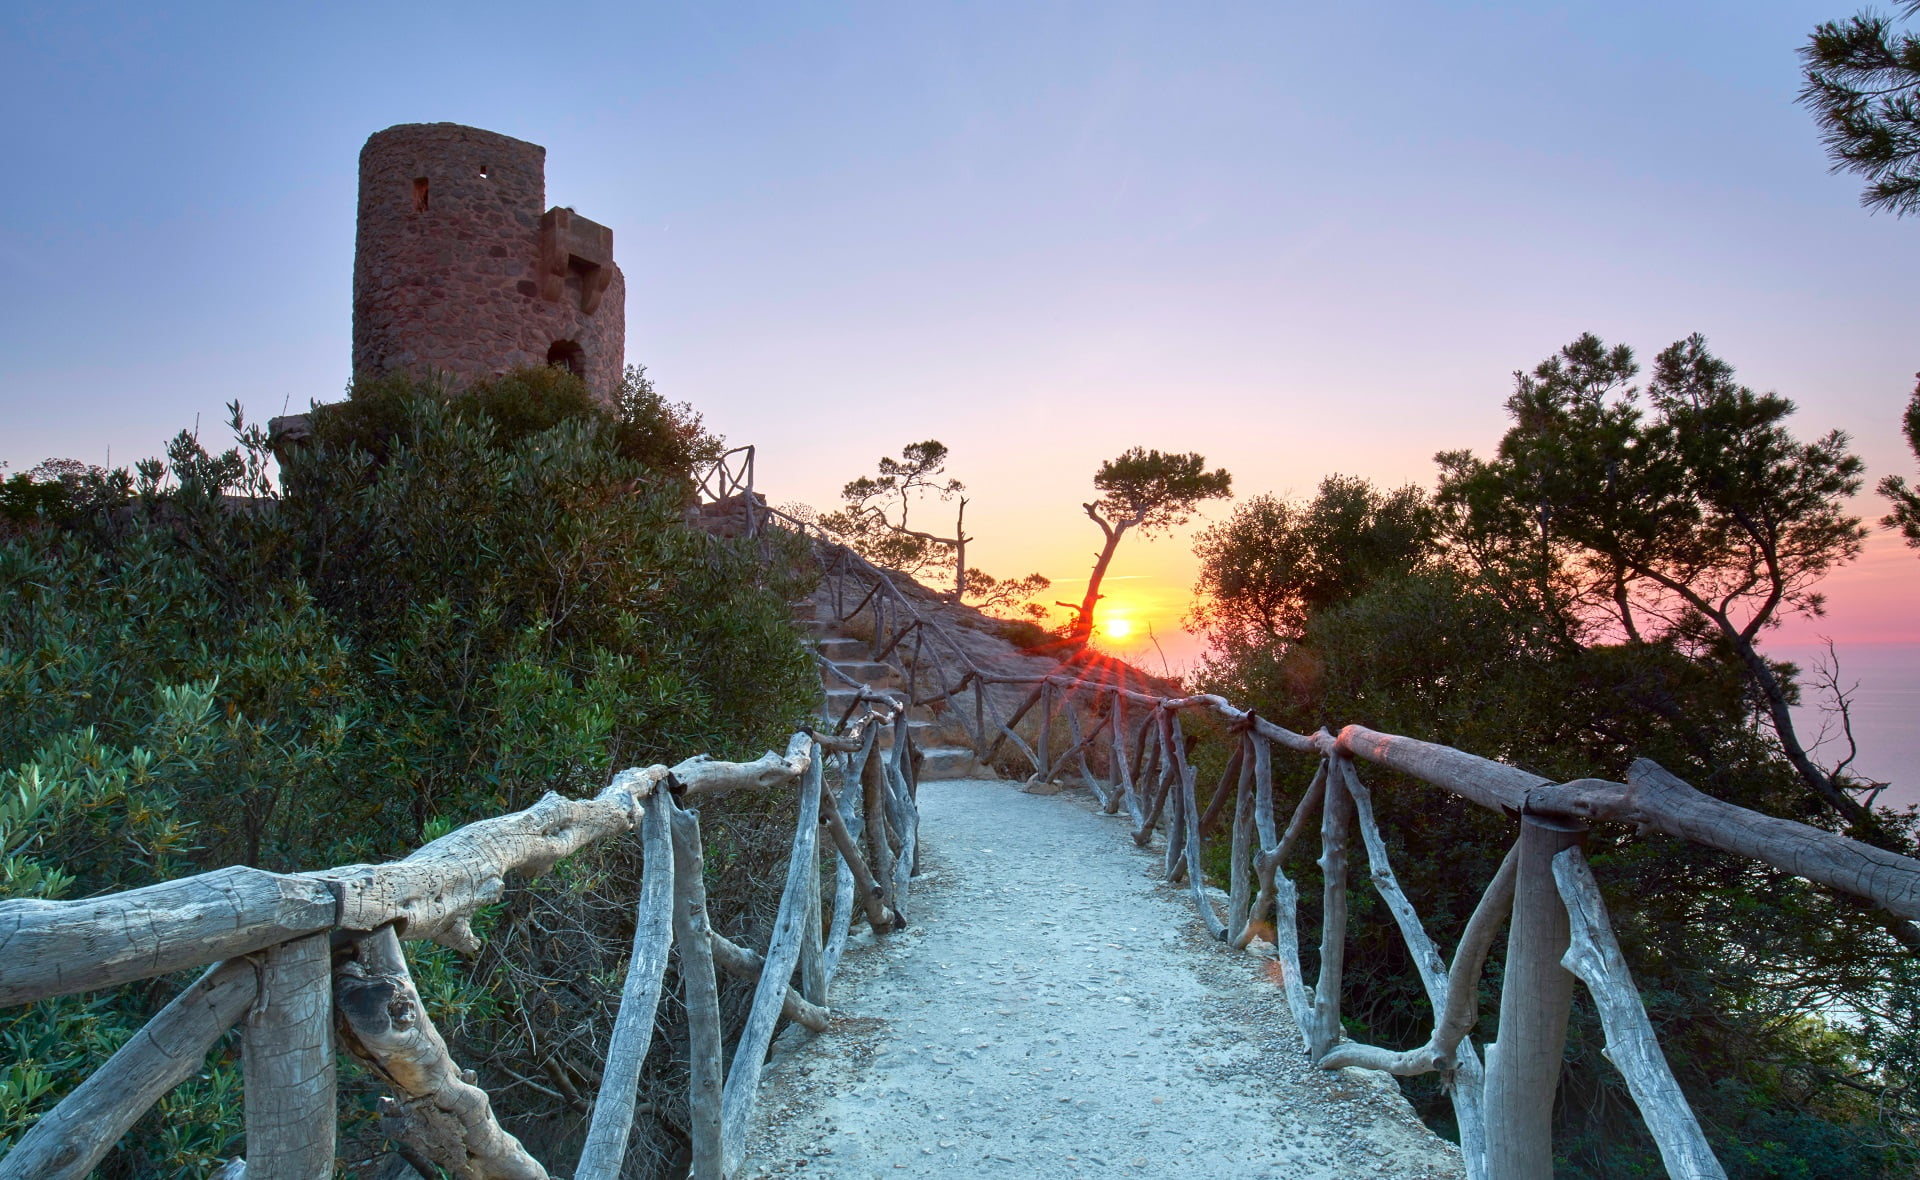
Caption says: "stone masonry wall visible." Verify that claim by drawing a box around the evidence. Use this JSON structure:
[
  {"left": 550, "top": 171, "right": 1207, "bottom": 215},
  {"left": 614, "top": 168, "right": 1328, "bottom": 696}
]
[{"left": 352, "top": 123, "right": 626, "bottom": 401}]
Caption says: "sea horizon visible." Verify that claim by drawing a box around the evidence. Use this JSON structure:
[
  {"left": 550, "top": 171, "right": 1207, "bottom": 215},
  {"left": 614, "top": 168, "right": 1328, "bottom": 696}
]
[{"left": 1775, "top": 639, "right": 1920, "bottom": 813}]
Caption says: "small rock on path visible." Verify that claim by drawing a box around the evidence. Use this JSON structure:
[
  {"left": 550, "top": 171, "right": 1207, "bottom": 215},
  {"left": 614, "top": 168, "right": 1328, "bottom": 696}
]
[{"left": 743, "top": 779, "right": 1465, "bottom": 1179}]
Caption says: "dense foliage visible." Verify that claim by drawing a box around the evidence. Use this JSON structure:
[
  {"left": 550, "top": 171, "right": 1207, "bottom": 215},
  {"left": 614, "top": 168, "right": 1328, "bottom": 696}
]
[
  {"left": 0, "top": 367, "right": 818, "bottom": 1175},
  {"left": 1801, "top": 0, "right": 1920, "bottom": 216},
  {"left": 1192, "top": 335, "right": 1919, "bottom": 1177},
  {"left": 1881, "top": 374, "right": 1920, "bottom": 551}
]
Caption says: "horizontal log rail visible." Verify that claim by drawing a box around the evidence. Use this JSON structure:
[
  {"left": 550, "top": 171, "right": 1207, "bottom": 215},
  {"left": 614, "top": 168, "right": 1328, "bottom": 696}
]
[
  {"left": 1, "top": 700, "right": 918, "bottom": 1180},
  {"left": 981, "top": 670, "right": 1920, "bottom": 1180},
  {"left": 13, "top": 445, "right": 1915, "bottom": 1180}
]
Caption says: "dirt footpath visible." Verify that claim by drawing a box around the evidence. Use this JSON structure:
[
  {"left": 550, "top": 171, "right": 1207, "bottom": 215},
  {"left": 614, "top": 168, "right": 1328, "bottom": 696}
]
[{"left": 743, "top": 779, "right": 1466, "bottom": 1179}]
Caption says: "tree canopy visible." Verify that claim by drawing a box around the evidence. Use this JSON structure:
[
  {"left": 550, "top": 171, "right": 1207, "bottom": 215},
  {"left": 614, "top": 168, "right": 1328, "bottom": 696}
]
[
  {"left": 1192, "top": 333, "right": 1918, "bottom": 1175},
  {"left": 1800, "top": 1, "right": 1920, "bottom": 215},
  {"left": 1879, "top": 375, "right": 1920, "bottom": 550},
  {"left": 1068, "top": 448, "right": 1231, "bottom": 648},
  {"left": 1189, "top": 475, "right": 1434, "bottom": 657},
  {"left": 1438, "top": 333, "right": 1884, "bottom": 846}
]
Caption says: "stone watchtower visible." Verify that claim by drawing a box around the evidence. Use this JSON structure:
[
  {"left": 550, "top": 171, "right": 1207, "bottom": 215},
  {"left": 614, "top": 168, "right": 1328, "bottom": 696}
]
[{"left": 352, "top": 123, "right": 626, "bottom": 401}]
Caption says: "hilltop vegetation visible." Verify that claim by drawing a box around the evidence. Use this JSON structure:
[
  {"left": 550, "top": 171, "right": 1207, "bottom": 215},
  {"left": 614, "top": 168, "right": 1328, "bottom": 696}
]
[
  {"left": 0, "top": 367, "right": 819, "bottom": 1176},
  {"left": 1191, "top": 333, "right": 1920, "bottom": 1178}
]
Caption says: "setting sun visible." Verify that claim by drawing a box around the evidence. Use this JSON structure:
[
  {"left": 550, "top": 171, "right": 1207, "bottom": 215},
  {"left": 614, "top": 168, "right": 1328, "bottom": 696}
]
[{"left": 1102, "top": 616, "right": 1134, "bottom": 640}]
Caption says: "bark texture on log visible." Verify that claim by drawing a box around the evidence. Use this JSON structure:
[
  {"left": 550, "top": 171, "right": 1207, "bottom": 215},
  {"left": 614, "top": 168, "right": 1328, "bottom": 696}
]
[
  {"left": 1339, "top": 729, "right": 1920, "bottom": 923},
  {"left": 1483, "top": 816, "right": 1584, "bottom": 1180},
  {"left": 1553, "top": 849, "right": 1727, "bottom": 1180},
  {"left": 243, "top": 933, "right": 336, "bottom": 1180},
  {"left": 709, "top": 930, "right": 831, "bottom": 1032},
  {"left": 720, "top": 752, "right": 827, "bottom": 1177},
  {"left": 0, "top": 866, "right": 336, "bottom": 1007},
  {"left": 322, "top": 767, "right": 665, "bottom": 953},
  {"left": 1308, "top": 749, "right": 1354, "bottom": 1062},
  {"left": 1, "top": 959, "right": 257, "bottom": 1180},
  {"left": 668, "top": 802, "right": 724, "bottom": 1180},
  {"left": 325, "top": 745, "right": 812, "bottom": 956},
  {"left": 334, "top": 926, "right": 547, "bottom": 1180},
  {"left": 576, "top": 797, "right": 675, "bottom": 1180}
]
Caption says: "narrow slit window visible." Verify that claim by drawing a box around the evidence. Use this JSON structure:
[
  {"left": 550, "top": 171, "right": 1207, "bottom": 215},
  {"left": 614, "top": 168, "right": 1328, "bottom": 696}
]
[
  {"left": 479, "top": 163, "right": 490, "bottom": 179},
  {"left": 412, "top": 177, "right": 430, "bottom": 212}
]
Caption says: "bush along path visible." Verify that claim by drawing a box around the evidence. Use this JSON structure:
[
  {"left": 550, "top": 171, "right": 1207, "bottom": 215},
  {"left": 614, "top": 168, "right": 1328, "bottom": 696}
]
[{"left": 743, "top": 777, "right": 1466, "bottom": 1179}]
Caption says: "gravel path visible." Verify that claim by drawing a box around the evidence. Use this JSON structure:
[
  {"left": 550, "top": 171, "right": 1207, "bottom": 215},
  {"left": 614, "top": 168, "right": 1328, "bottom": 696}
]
[{"left": 743, "top": 779, "right": 1466, "bottom": 1179}]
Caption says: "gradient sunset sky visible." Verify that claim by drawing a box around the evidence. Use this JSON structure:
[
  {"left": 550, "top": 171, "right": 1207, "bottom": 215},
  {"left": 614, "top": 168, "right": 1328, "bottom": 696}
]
[{"left": 3, "top": 1, "right": 1917, "bottom": 671}]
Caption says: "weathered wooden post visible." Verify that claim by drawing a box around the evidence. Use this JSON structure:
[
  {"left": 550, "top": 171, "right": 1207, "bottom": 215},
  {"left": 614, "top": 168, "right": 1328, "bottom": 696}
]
[
  {"left": 1483, "top": 815, "right": 1587, "bottom": 1179},
  {"left": 1161, "top": 712, "right": 1188, "bottom": 881},
  {"left": 242, "top": 933, "right": 335, "bottom": 1180},
  {"left": 668, "top": 798, "right": 725, "bottom": 1180},
  {"left": 1037, "top": 682, "right": 1054, "bottom": 781},
  {"left": 1308, "top": 756, "right": 1355, "bottom": 1061},
  {"left": 577, "top": 795, "right": 675, "bottom": 1180},
  {"left": 1108, "top": 690, "right": 1135, "bottom": 818},
  {"left": 861, "top": 733, "right": 897, "bottom": 918}
]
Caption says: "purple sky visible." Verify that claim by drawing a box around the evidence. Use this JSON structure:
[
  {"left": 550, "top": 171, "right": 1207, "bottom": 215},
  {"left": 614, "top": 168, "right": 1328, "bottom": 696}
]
[{"left": 3, "top": 1, "right": 1916, "bottom": 672}]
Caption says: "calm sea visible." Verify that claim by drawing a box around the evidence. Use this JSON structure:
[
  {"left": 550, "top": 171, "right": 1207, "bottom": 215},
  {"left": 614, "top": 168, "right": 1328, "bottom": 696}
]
[{"left": 1774, "top": 642, "right": 1920, "bottom": 813}]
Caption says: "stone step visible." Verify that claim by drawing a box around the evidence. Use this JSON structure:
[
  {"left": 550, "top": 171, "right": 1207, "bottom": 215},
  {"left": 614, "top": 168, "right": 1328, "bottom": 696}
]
[
  {"left": 812, "top": 636, "right": 867, "bottom": 662},
  {"left": 877, "top": 718, "right": 939, "bottom": 748},
  {"left": 824, "top": 687, "right": 905, "bottom": 716},
  {"left": 917, "top": 746, "right": 989, "bottom": 780},
  {"left": 821, "top": 660, "right": 898, "bottom": 690}
]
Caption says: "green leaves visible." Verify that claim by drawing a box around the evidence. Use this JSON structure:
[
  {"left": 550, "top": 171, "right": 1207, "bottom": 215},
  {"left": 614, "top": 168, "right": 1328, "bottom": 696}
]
[
  {"left": 1090, "top": 447, "right": 1233, "bottom": 535},
  {"left": 0, "top": 366, "right": 816, "bottom": 1165},
  {"left": 1878, "top": 377, "right": 1920, "bottom": 550},
  {"left": 1191, "top": 476, "right": 1435, "bottom": 654},
  {"left": 1800, "top": 2, "right": 1920, "bottom": 216}
]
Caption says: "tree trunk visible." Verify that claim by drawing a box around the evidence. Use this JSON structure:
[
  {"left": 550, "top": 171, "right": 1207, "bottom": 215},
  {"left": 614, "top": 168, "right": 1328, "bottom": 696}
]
[
  {"left": 1070, "top": 509, "right": 1128, "bottom": 648},
  {"left": 1483, "top": 815, "right": 1585, "bottom": 1180},
  {"left": 243, "top": 934, "right": 336, "bottom": 1180},
  {"left": 576, "top": 798, "right": 675, "bottom": 1180}
]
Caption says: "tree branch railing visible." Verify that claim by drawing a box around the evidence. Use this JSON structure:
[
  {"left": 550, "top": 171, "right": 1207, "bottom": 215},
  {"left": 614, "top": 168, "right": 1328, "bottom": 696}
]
[
  {"left": 23, "top": 443, "right": 1918, "bottom": 1179},
  {"left": 0, "top": 701, "right": 918, "bottom": 1180},
  {"left": 975, "top": 671, "right": 1920, "bottom": 1180}
]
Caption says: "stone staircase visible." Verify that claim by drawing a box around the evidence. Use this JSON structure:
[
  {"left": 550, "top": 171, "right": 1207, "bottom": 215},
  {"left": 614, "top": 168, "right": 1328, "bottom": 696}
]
[{"left": 799, "top": 599, "right": 992, "bottom": 781}]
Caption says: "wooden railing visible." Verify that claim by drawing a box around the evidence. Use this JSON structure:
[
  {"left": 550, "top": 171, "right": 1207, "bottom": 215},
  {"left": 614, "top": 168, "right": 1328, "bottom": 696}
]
[
  {"left": 695, "top": 456, "right": 1920, "bottom": 1178},
  {"left": 967, "top": 671, "right": 1920, "bottom": 1180},
  {"left": 12, "top": 453, "right": 1917, "bottom": 1180},
  {"left": 693, "top": 444, "right": 760, "bottom": 535},
  {"left": 0, "top": 699, "right": 922, "bottom": 1180}
]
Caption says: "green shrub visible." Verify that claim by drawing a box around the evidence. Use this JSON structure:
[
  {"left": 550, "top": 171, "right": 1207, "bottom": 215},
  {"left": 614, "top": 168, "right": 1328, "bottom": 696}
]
[{"left": 0, "top": 368, "right": 818, "bottom": 1174}]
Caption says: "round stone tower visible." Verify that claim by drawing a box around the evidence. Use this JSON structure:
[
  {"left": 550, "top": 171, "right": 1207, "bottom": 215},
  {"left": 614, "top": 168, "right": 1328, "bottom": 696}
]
[{"left": 352, "top": 123, "right": 626, "bottom": 401}]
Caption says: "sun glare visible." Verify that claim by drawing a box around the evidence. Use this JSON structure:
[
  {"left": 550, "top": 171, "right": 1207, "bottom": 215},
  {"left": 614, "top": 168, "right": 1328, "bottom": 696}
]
[{"left": 1103, "top": 616, "right": 1134, "bottom": 640}]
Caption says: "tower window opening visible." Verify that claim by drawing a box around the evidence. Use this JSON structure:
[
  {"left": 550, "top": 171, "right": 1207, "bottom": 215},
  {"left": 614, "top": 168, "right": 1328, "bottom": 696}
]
[
  {"left": 412, "top": 177, "right": 429, "bottom": 212},
  {"left": 480, "top": 163, "right": 490, "bottom": 178},
  {"left": 547, "top": 340, "right": 586, "bottom": 377}
]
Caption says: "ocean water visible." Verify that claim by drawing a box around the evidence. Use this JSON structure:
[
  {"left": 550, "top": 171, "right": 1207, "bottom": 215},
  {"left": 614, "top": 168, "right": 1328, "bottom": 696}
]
[{"left": 1774, "top": 642, "right": 1920, "bottom": 813}]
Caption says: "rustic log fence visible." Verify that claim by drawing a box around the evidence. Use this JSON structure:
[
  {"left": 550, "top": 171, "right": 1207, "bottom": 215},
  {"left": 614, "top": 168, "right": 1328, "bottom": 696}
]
[
  {"left": 967, "top": 671, "right": 1920, "bottom": 1180},
  {"left": 9, "top": 456, "right": 1919, "bottom": 1179},
  {"left": 0, "top": 699, "right": 921, "bottom": 1180},
  {"left": 720, "top": 459, "right": 1920, "bottom": 1179}
]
